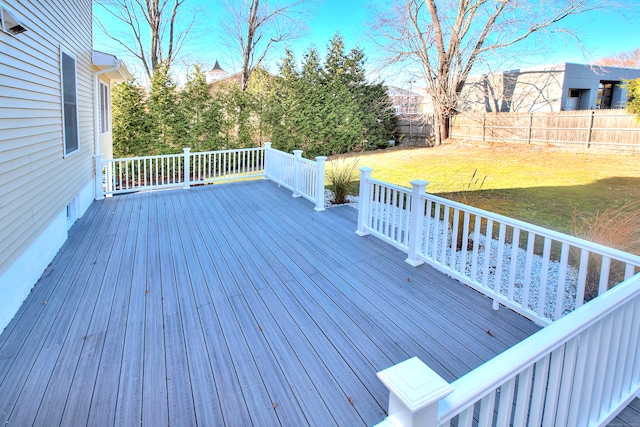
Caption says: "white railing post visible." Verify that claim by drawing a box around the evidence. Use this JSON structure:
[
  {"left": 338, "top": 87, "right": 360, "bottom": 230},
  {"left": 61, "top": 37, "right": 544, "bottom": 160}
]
[
  {"left": 263, "top": 142, "right": 272, "bottom": 179},
  {"left": 356, "top": 167, "right": 373, "bottom": 236},
  {"left": 375, "top": 357, "right": 454, "bottom": 427},
  {"left": 315, "top": 156, "right": 327, "bottom": 212},
  {"left": 94, "top": 154, "right": 104, "bottom": 200},
  {"left": 406, "top": 180, "right": 429, "bottom": 266},
  {"left": 183, "top": 148, "right": 191, "bottom": 189},
  {"left": 292, "top": 150, "right": 302, "bottom": 198}
]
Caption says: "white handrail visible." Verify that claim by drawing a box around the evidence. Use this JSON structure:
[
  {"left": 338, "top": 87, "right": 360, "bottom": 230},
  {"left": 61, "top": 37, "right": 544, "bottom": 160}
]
[
  {"left": 263, "top": 143, "right": 326, "bottom": 211},
  {"left": 356, "top": 169, "right": 640, "bottom": 325},
  {"left": 437, "top": 273, "right": 640, "bottom": 426},
  {"left": 97, "top": 145, "right": 326, "bottom": 211},
  {"left": 424, "top": 191, "right": 640, "bottom": 267}
]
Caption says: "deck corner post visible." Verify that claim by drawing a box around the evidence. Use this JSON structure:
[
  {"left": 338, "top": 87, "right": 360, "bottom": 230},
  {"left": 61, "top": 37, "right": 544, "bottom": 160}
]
[
  {"left": 314, "top": 156, "right": 327, "bottom": 211},
  {"left": 292, "top": 150, "right": 302, "bottom": 198},
  {"left": 183, "top": 148, "right": 191, "bottom": 189},
  {"left": 356, "top": 167, "right": 374, "bottom": 236},
  {"left": 263, "top": 142, "right": 272, "bottom": 179},
  {"left": 376, "top": 357, "right": 453, "bottom": 427},
  {"left": 94, "top": 154, "right": 104, "bottom": 200},
  {"left": 406, "top": 180, "right": 429, "bottom": 267}
]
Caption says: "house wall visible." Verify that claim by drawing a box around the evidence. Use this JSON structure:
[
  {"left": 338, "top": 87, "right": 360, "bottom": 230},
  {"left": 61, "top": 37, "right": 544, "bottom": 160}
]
[
  {"left": 562, "top": 63, "right": 640, "bottom": 110},
  {"left": 0, "top": 0, "right": 95, "bottom": 331},
  {"left": 460, "top": 63, "right": 640, "bottom": 113},
  {"left": 460, "top": 65, "right": 566, "bottom": 113}
]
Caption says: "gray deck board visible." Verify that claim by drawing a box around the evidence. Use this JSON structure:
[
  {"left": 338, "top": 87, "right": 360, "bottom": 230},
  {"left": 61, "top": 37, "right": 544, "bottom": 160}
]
[
  {"left": 610, "top": 399, "right": 640, "bottom": 426},
  {"left": 0, "top": 180, "right": 542, "bottom": 426}
]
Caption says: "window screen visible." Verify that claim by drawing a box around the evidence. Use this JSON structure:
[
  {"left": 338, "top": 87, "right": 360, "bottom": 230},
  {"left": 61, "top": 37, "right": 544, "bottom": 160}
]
[{"left": 61, "top": 51, "right": 79, "bottom": 154}]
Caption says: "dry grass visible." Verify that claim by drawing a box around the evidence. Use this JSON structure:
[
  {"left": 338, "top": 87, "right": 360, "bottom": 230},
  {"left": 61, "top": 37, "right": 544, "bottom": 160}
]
[
  {"left": 572, "top": 201, "right": 640, "bottom": 255},
  {"left": 571, "top": 201, "right": 640, "bottom": 299}
]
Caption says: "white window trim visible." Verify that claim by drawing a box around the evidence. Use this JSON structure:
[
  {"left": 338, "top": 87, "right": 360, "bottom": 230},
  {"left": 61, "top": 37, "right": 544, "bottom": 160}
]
[
  {"left": 60, "top": 47, "right": 80, "bottom": 157},
  {"left": 99, "top": 81, "right": 110, "bottom": 134}
]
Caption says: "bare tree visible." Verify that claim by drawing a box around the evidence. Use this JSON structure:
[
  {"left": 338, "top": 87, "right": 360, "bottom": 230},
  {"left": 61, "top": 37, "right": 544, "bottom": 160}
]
[
  {"left": 595, "top": 48, "right": 640, "bottom": 68},
  {"left": 373, "top": 0, "right": 608, "bottom": 145},
  {"left": 95, "top": 0, "right": 194, "bottom": 79},
  {"left": 222, "top": 0, "right": 307, "bottom": 91}
]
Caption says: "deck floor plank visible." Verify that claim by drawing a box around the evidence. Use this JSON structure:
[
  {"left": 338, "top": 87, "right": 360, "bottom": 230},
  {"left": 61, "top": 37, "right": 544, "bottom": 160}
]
[
  {"left": 0, "top": 196, "right": 109, "bottom": 377},
  {"left": 32, "top": 191, "right": 135, "bottom": 427},
  {"left": 86, "top": 196, "right": 142, "bottom": 426},
  {"left": 156, "top": 190, "right": 198, "bottom": 427},
  {"left": 162, "top": 191, "right": 226, "bottom": 426},
  {"left": 0, "top": 196, "right": 118, "bottom": 425},
  {"left": 0, "top": 180, "right": 544, "bottom": 426},
  {"left": 170, "top": 189, "right": 273, "bottom": 427},
  {"left": 189, "top": 188, "right": 342, "bottom": 425}
]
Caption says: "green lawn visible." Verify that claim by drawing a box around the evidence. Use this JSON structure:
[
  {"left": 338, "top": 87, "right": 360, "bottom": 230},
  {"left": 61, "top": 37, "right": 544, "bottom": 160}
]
[{"left": 336, "top": 142, "right": 640, "bottom": 235}]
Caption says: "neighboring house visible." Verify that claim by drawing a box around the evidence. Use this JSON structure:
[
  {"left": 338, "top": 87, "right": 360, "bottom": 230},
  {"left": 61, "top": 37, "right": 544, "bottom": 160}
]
[
  {"left": 0, "top": 0, "right": 130, "bottom": 330},
  {"left": 205, "top": 59, "right": 228, "bottom": 84},
  {"left": 387, "top": 85, "right": 423, "bottom": 115},
  {"left": 460, "top": 63, "right": 640, "bottom": 113}
]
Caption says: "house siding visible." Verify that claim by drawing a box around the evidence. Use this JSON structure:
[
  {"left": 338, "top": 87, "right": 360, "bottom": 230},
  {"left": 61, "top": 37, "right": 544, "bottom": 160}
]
[{"left": 0, "top": 0, "right": 95, "bottom": 330}]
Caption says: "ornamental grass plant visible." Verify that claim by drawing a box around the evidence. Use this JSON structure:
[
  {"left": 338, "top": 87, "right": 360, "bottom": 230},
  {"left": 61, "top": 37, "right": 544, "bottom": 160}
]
[
  {"left": 571, "top": 201, "right": 640, "bottom": 300},
  {"left": 327, "top": 157, "right": 360, "bottom": 204}
]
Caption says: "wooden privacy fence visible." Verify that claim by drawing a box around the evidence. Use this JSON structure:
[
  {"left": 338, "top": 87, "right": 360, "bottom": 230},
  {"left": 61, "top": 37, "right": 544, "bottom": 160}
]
[{"left": 450, "top": 110, "right": 640, "bottom": 151}]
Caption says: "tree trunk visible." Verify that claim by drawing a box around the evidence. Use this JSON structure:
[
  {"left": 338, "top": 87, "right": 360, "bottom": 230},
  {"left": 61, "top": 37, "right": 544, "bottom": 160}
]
[{"left": 433, "top": 109, "right": 450, "bottom": 145}]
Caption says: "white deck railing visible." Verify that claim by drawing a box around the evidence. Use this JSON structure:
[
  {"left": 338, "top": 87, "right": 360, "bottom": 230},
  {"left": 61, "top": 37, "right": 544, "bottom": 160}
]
[
  {"left": 356, "top": 169, "right": 640, "bottom": 427},
  {"left": 376, "top": 273, "right": 640, "bottom": 427},
  {"left": 94, "top": 144, "right": 326, "bottom": 211},
  {"left": 356, "top": 168, "right": 640, "bottom": 326},
  {"left": 264, "top": 143, "right": 326, "bottom": 211}
]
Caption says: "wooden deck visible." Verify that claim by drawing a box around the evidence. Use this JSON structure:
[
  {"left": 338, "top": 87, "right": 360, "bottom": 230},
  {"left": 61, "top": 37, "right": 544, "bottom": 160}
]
[{"left": 0, "top": 180, "right": 543, "bottom": 426}]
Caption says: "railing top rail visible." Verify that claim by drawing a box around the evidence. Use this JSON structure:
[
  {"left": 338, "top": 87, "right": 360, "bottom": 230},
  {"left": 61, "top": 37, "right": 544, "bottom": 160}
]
[
  {"left": 366, "top": 177, "right": 413, "bottom": 196},
  {"left": 422, "top": 191, "right": 640, "bottom": 267},
  {"left": 268, "top": 149, "right": 295, "bottom": 159},
  {"left": 191, "top": 146, "right": 264, "bottom": 156},
  {"left": 299, "top": 156, "right": 317, "bottom": 166},
  {"left": 104, "top": 152, "right": 184, "bottom": 162},
  {"left": 438, "top": 273, "right": 640, "bottom": 421}
]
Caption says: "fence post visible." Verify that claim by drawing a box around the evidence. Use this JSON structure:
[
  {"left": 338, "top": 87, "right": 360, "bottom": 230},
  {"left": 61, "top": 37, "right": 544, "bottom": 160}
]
[
  {"left": 292, "top": 150, "right": 302, "bottom": 198},
  {"left": 314, "top": 156, "right": 327, "bottom": 212},
  {"left": 586, "top": 110, "right": 595, "bottom": 148},
  {"left": 356, "top": 167, "right": 373, "bottom": 236},
  {"left": 406, "top": 180, "right": 428, "bottom": 267},
  {"left": 527, "top": 113, "right": 533, "bottom": 144},
  {"left": 375, "top": 357, "right": 453, "bottom": 427},
  {"left": 482, "top": 113, "right": 486, "bottom": 143},
  {"left": 263, "top": 142, "right": 272, "bottom": 179},
  {"left": 94, "top": 154, "right": 104, "bottom": 200}
]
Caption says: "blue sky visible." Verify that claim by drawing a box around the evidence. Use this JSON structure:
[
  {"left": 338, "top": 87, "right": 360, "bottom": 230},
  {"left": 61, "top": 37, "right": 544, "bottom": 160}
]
[{"left": 94, "top": 0, "right": 640, "bottom": 87}]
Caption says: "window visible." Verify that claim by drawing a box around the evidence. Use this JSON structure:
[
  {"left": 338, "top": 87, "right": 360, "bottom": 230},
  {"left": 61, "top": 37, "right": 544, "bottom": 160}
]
[
  {"left": 99, "top": 81, "right": 110, "bottom": 133},
  {"left": 61, "top": 50, "right": 79, "bottom": 155}
]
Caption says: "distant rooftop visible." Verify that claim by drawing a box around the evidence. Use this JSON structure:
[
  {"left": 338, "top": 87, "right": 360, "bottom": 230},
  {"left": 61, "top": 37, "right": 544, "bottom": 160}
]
[{"left": 207, "top": 59, "right": 226, "bottom": 74}]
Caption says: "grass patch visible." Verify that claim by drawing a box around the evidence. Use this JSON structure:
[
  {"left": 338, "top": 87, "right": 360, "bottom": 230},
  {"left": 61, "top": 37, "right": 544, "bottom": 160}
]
[{"left": 342, "top": 142, "right": 640, "bottom": 248}]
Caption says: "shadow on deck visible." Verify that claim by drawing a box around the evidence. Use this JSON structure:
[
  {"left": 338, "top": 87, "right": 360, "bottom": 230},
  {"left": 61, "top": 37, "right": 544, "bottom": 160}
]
[{"left": 0, "top": 180, "right": 541, "bottom": 426}]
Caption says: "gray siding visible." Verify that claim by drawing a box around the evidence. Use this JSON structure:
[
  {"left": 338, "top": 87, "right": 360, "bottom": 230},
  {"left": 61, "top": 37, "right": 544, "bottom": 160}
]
[{"left": 0, "top": 0, "right": 94, "bottom": 276}]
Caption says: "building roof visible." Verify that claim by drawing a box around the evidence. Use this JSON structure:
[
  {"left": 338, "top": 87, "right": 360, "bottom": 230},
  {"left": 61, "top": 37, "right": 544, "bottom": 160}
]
[
  {"left": 92, "top": 50, "right": 132, "bottom": 81},
  {"left": 207, "top": 59, "right": 227, "bottom": 75}
]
